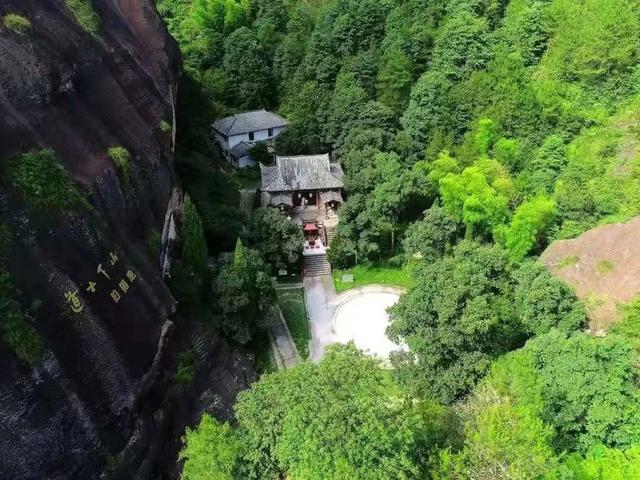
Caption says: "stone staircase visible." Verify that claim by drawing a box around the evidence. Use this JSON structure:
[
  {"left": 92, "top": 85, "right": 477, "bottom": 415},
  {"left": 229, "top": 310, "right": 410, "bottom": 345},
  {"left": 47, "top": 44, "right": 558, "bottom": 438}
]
[
  {"left": 191, "top": 330, "right": 210, "bottom": 362},
  {"left": 304, "top": 254, "right": 331, "bottom": 276},
  {"left": 325, "top": 225, "right": 337, "bottom": 246}
]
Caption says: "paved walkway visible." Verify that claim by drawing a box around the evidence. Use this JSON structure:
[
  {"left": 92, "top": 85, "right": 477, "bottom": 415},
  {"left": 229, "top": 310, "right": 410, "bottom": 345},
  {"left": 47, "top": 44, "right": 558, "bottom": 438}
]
[
  {"left": 270, "top": 307, "right": 301, "bottom": 369},
  {"left": 303, "top": 275, "right": 338, "bottom": 362}
]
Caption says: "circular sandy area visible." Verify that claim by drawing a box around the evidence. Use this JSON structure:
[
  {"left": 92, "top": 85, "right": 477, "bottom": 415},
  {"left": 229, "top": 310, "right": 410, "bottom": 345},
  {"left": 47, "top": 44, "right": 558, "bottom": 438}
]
[{"left": 333, "top": 291, "right": 406, "bottom": 360}]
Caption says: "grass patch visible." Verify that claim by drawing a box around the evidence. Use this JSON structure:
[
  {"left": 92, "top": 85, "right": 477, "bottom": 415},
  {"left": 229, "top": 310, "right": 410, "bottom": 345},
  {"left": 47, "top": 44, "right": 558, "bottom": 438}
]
[
  {"left": 173, "top": 349, "right": 197, "bottom": 385},
  {"left": 160, "top": 120, "right": 172, "bottom": 133},
  {"left": 3, "top": 149, "right": 87, "bottom": 215},
  {"left": 65, "top": 0, "right": 100, "bottom": 35},
  {"left": 277, "top": 288, "right": 310, "bottom": 359},
  {"left": 597, "top": 259, "right": 615, "bottom": 275},
  {"left": 107, "top": 146, "right": 130, "bottom": 184},
  {"left": 332, "top": 263, "right": 411, "bottom": 293},
  {"left": 558, "top": 255, "right": 580, "bottom": 269},
  {"left": 3, "top": 13, "right": 31, "bottom": 34}
]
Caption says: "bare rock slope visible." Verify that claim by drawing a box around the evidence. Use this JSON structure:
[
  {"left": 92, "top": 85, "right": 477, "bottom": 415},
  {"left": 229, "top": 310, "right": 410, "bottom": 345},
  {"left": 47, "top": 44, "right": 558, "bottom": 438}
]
[{"left": 541, "top": 217, "right": 640, "bottom": 330}]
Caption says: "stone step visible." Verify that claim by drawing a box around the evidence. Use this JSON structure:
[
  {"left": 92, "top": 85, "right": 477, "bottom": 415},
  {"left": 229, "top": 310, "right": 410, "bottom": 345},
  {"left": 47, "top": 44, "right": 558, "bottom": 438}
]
[
  {"left": 191, "top": 331, "right": 209, "bottom": 362},
  {"left": 304, "top": 254, "right": 331, "bottom": 276},
  {"left": 325, "top": 227, "right": 337, "bottom": 246}
]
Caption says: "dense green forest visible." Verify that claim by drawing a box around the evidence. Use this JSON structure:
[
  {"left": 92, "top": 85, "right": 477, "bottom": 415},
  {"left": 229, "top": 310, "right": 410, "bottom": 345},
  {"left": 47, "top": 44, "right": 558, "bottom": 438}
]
[{"left": 157, "top": 0, "right": 640, "bottom": 478}]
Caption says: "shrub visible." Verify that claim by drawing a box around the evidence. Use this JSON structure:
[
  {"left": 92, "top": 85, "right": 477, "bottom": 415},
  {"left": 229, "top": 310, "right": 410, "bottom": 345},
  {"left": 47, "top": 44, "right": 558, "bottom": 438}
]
[
  {"left": 0, "top": 273, "right": 42, "bottom": 366},
  {"left": 597, "top": 259, "right": 615, "bottom": 275},
  {"left": 3, "top": 149, "right": 87, "bottom": 215},
  {"left": 174, "top": 350, "right": 197, "bottom": 385},
  {"left": 107, "top": 146, "right": 130, "bottom": 184},
  {"left": 64, "top": 0, "right": 100, "bottom": 35},
  {"left": 159, "top": 120, "right": 172, "bottom": 134},
  {"left": 3, "top": 13, "right": 31, "bottom": 34},
  {"left": 182, "top": 195, "right": 209, "bottom": 280}
]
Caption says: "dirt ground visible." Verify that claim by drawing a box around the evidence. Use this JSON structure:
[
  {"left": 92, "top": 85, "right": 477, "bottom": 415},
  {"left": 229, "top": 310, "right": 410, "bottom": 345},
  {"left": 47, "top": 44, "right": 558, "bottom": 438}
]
[{"left": 540, "top": 217, "right": 640, "bottom": 331}]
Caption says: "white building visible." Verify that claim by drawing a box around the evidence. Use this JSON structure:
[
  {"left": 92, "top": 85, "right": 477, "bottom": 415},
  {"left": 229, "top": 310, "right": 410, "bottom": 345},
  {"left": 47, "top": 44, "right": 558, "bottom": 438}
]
[{"left": 212, "top": 109, "right": 290, "bottom": 168}]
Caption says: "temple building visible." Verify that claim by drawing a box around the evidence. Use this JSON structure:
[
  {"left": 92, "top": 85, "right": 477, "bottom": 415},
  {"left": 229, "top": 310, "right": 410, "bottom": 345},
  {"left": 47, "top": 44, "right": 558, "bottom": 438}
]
[
  {"left": 261, "top": 154, "right": 345, "bottom": 273},
  {"left": 260, "top": 154, "right": 345, "bottom": 213}
]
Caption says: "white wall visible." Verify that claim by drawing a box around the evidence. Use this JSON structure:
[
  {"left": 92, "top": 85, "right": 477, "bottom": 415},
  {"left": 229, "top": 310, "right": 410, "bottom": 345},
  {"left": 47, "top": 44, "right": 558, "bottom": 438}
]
[{"left": 227, "top": 125, "right": 288, "bottom": 149}]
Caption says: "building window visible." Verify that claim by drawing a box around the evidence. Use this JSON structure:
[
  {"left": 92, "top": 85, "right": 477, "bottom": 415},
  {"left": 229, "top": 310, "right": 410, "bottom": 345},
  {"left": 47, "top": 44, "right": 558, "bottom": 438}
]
[
  {"left": 249, "top": 132, "right": 255, "bottom": 141},
  {"left": 268, "top": 128, "right": 274, "bottom": 137}
]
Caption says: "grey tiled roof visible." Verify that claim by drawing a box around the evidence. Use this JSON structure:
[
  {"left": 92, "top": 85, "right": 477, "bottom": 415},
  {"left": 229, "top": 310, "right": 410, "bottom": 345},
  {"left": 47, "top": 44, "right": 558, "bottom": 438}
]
[
  {"left": 213, "top": 109, "right": 290, "bottom": 136},
  {"left": 229, "top": 141, "right": 253, "bottom": 159},
  {"left": 261, "top": 154, "right": 345, "bottom": 192},
  {"left": 270, "top": 193, "right": 294, "bottom": 206},
  {"left": 319, "top": 190, "right": 344, "bottom": 204}
]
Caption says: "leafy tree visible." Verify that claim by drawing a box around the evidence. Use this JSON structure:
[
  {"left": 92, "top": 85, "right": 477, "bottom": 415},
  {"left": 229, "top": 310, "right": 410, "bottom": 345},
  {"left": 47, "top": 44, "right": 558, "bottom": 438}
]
[
  {"left": 610, "top": 299, "right": 640, "bottom": 352},
  {"left": 494, "top": 138, "right": 519, "bottom": 171},
  {"left": 431, "top": 9, "right": 491, "bottom": 82},
  {"left": 249, "top": 208, "right": 302, "bottom": 272},
  {"left": 277, "top": 80, "right": 330, "bottom": 154},
  {"left": 377, "top": 47, "right": 414, "bottom": 114},
  {"left": 474, "top": 119, "right": 498, "bottom": 156},
  {"left": 235, "top": 344, "right": 433, "bottom": 479},
  {"left": 402, "top": 71, "right": 452, "bottom": 149},
  {"left": 223, "top": 27, "right": 273, "bottom": 108},
  {"left": 388, "top": 241, "right": 524, "bottom": 402},
  {"left": 519, "top": 134, "right": 567, "bottom": 196},
  {"left": 402, "top": 205, "right": 459, "bottom": 262},
  {"left": 180, "top": 414, "right": 241, "bottom": 480},
  {"left": 192, "top": 0, "right": 251, "bottom": 35},
  {"left": 213, "top": 240, "right": 276, "bottom": 343},
  {"left": 455, "top": 386, "right": 559, "bottom": 480},
  {"left": 427, "top": 150, "right": 462, "bottom": 184},
  {"left": 501, "top": 195, "right": 556, "bottom": 261},
  {"left": 513, "top": 261, "right": 586, "bottom": 336},
  {"left": 323, "top": 71, "right": 368, "bottom": 149},
  {"left": 439, "top": 166, "right": 509, "bottom": 239},
  {"left": 252, "top": 0, "right": 288, "bottom": 57},
  {"left": 488, "top": 330, "right": 640, "bottom": 453},
  {"left": 182, "top": 195, "right": 209, "bottom": 281},
  {"left": 248, "top": 142, "right": 271, "bottom": 164},
  {"left": 560, "top": 444, "right": 640, "bottom": 480}
]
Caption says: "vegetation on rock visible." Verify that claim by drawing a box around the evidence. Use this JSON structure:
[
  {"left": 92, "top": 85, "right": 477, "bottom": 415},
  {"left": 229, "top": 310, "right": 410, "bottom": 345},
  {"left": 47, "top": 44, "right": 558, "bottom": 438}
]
[
  {"left": 107, "top": 146, "right": 130, "bottom": 185},
  {"left": 0, "top": 273, "right": 42, "bottom": 366},
  {"left": 64, "top": 0, "right": 100, "bottom": 35},
  {"left": 3, "top": 13, "right": 31, "bottom": 34},
  {"left": 3, "top": 149, "right": 87, "bottom": 215}
]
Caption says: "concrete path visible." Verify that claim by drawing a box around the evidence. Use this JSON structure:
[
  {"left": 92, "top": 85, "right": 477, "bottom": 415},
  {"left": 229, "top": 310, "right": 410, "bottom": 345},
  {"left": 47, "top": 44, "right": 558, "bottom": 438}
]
[
  {"left": 304, "top": 275, "right": 338, "bottom": 362},
  {"left": 270, "top": 307, "right": 301, "bottom": 369}
]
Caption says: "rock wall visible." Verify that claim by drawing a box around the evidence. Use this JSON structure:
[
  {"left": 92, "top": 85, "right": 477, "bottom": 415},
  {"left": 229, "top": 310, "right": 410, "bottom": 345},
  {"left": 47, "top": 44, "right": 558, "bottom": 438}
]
[{"left": 0, "top": 1, "right": 232, "bottom": 479}]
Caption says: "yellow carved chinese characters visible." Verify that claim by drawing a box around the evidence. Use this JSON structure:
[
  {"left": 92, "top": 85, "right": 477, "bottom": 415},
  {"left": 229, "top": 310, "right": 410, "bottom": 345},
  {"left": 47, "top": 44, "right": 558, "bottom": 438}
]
[{"left": 65, "top": 290, "right": 84, "bottom": 314}]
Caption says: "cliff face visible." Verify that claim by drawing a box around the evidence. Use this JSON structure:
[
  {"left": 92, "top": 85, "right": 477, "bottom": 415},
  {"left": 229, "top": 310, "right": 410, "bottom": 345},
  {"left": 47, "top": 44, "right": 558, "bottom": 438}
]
[{"left": 0, "top": 1, "right": 191, "bottom": 478}]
